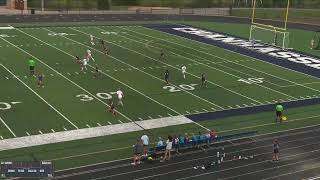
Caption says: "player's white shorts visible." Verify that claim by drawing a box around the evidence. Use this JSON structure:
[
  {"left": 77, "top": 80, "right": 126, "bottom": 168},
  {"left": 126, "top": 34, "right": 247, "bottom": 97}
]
[{"left": 118, "top": 96, "right": 123, "bottom": 100}]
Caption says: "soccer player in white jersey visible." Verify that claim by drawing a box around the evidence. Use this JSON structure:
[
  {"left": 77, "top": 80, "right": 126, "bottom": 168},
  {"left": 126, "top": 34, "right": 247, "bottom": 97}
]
[
  {"left": 116, "top": 89, "right": 124, "bottom": 106},
  {"left": 181, "top": 65, "right": 187, "bottom": 79},
  {"left": 86, "top": 49, "right": 95, "bottom": 62},
  {"left": 90, "top": 35, "right": 95, "bottom": 46},
  {"left": 81, "top": 58, "right": 88, "bottom": 72}
]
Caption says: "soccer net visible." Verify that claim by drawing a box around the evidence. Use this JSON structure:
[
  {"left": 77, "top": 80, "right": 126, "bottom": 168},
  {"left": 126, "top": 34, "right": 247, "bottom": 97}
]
[{"left": 249, "top": 24, "right": 290, "bottom": 49}]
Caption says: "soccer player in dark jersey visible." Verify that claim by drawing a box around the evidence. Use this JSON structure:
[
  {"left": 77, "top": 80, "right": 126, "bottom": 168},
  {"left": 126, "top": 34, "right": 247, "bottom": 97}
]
[
  {"left": 75, "top": 56, "right": 81, "bottom": 64},
  {"left": 159, "top": 49, "right": 165, "bottom": 61},
  {"left": 201, "top": 73, "right": 207, "bottom": 87},
  {"left": 108, "top": 100, "right": 116, "bottom": 116},
  {"left": 94, "top": 64, "right": 101, "bottom": 78},
  {"left": 100, "top": 39, "right": 109, "bottom": 55},
  {"left": 37, "top": 72, "right": 44, "bottom": 88},
  {"left": 164, "top": 69, "right": 169, "bottom": 85}
]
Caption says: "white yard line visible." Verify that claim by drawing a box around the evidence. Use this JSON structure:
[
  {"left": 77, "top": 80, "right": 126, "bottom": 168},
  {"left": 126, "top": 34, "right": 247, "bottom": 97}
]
[
  {"left": 0, "top": 63, "right": 79, "bottom": 130},
  {"left": 69, "top": 27, "right": 224, "bottom": 110},
  {"left": 40, "top": 27, "right": 211, "bottom": 131},
  {"left": 135, "top": 26, "right": 320, "bottom": 93},
  {"left": 0, "top": 115, "right": 193, "bottom": 151},
  {"left": 113, "top": 27, "right": 298, "bottom": 100},
  {"left": 93, "top": 26, "right": 263, "bottom": 104},
  {"left": 10, "top": 28, "right": 132, "bottom": 123},
  {"left": 0, "top": 116, "right": 16, "bottom": 138},
  {"left": 278, "top": 81, "right": 320, "bottom": 88}
]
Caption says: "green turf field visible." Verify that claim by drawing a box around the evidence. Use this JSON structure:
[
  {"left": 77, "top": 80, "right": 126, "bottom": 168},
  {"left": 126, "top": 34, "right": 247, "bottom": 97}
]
[{"left": 1, "top": 23, "right": 320, "bottom": 170}]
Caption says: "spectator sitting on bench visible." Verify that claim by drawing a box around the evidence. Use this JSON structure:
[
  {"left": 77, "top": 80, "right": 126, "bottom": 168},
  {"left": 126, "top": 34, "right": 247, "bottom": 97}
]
[
  {"left": 184, "top": 133, "right": 190, "bottom": 144},
  {"left": 179, "top": 134, "right": 184, "bottom": 144},
  {"left": 210, "top": 129, "right": 216, "bottom": 142},
  {"left": 156, "top": 137, "right": 164, "bottom": 147}
]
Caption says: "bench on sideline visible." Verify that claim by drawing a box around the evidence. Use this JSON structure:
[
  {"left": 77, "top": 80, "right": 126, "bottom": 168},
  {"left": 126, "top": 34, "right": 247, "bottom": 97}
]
[{"left": 148, "top": 131, "right": 258, "bottom": 156}]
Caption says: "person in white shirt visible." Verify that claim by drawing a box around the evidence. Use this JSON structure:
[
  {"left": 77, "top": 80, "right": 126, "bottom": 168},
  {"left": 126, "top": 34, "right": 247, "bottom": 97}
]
[
  {"left": 161, "top": 135, "right": 173, "bottom": 162},
  {"left": 86, "top": 49, "right": 95, "bottom": 62},
  {"left": 90, "top": 35, "right": 95, "bottom": 46},
  {"left": 181, "top": 65, "right": 187, "bottom": 79},
  {"left": 141, "top": 134, "right": 149, "bottom": 156},
  {"left": 116, "top": 89, "right": 124, "bottom": 106},
  {"left": 81, "top": 58, "right": 88, "bottom": 71}
]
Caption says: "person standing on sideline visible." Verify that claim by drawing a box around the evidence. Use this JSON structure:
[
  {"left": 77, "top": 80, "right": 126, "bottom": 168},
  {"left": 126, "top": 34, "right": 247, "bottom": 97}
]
[
  {"left": 131, "top": 139, "right": 143, "bottom": 165},
  {"left": 161, "top": 135, "right": 173, "bottom": 162},
  {"left": 28, "top": 58, "right": 35, "bottom": 75},
  {"left": 141, "top": 134, "right": 149, "bottom": 156},
  {"left": 272, "top": 139, "right": 280, "bottom": 161},
  {"left": 275, "top": 104, "right": 284, "bottom": 123}
]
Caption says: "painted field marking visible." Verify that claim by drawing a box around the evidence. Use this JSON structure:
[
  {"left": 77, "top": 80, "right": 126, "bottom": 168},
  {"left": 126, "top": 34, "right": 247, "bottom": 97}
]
[
  {"left": 10, "top": 29, "right": 133, "bottom": 124},
  {"left": 63, "top": 127, "right": 67, "bottom": 131},
  {"left": 43, "top": 28, "right": 210, "bottom": 131},
  {"left": 94, "top": 27, "right": 263, "bottom": 105},
  {"left": 0, "top": 46, "right": 80, "bottom": 130},
  {"left": 97, "top": 123, "right": 102, "bottom": 127},
  {"left": 158, "top": 115, "right": 163, "bottom": 118},
  {"left": 38, "top": 130, "right": 43, "bottom": 134},
  {"left": 118, "top": 120, "right": 123, "bottom": 124},
  {"left": 0, "top": 114, "right": 16, "bottom": 137},
  {"left": 72, "top": 27, "right": 224, "bottom": 111},
  {"left": 138, "top": 117, "right": 143, "bottom": 120},
  {"left": 26, "top": 132, "right": 30, "bottom": 136},
  {"left": 51, "top": 129, "right": 55, "bottom": 133},
  {"left": 114, "top": 27, "right": 297, "bottom": 101},
  {"left": 132, "top": 26, "right": 320, "bottom": 94},
  {"left": 107, "top": 121, "right": 112, "bottom": 125}
]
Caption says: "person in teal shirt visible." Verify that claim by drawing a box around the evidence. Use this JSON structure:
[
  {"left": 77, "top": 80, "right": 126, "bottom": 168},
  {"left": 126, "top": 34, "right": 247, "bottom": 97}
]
[
  {"left": 28, "top": 58, "right": 35, "bottom": 75},
  {"left": 275, "top": 104, "right": 284, "bottom": 123}
]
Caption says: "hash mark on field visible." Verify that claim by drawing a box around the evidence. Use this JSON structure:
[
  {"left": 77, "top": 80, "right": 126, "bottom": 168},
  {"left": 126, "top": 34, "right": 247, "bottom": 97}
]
[
  {"left": 38, "top": 130, "right": 43, "bottom": 134},
  {"left": 138, "top": 117, "right": 143, "bottom": 120},
  {"left": 63, "top": 127, "right": 67, "bottom": 131},
  {"left": 51, "top": 129, "right": 55, "bottom": 133},
  {"left": 168, "top": 113, "right": 173, "bottom": 116},
  {"left": 86, "top": 124, "right": 91, "bottom": 128},
  {"left": 158, "top": 115, "right": 163, "bottom": 118},
  {"left": 273, "top": 100, "right": 278, "bottom": 103},
  {"left": 266, "top": 101, "right": 272, "bottom": 104},
  {"left": 5, "top": 77, "right": 9, "bottom": 79},
  {"left": 26, "top": 132, "right": 30, "bottom": 136},
  {"left": 202, "top": 109, "right": 208, "bottom": 112},
  {"left": 67, "top": 73, "right": 71, "bottom": 75},
  {"left": 148, "top": 116, "right": 152, "bottom": 119},
  {"left": 279, "top": 99, "right": 285, "bottom": 102},
  {"left": 236, "top": 105, "right": 241, "bottom": 108},
  {"left": 75, "top": 72, "right": 79, "bottom": 75},
  {"left": 186, "top": 111, "right": 190, "bottom": 114},
  {"left": 211, "top": 107, "right": 216, "bottom": 110},
  {"left": 149, "top": 67, "right": 153, "bottom": 69},
  {"left": 107, "top": 121, "right": 112, "bottom": 125},
  {"left": 118, "top": 120, "right": 123, "bottom": 124},
  {"left": 228, "top": 106, "right": 233, "bottom": 109},
  {"left": 195, "top": 110, "right": 200, "bottom": 113},
  {"left": 243, "top": 104, "right": 248, "bottom": 107},
  {"left": 24, "top": 76, "right": 27, "bottom": 78},
  {"left": 0, "top": 136, "right": 3, "bottom": 140},
  {"left": 50, "top": 74, "right": 54, "bottom": 76},
  {"left": 97, "top": 123, "right": 102, "bottom": 127}
]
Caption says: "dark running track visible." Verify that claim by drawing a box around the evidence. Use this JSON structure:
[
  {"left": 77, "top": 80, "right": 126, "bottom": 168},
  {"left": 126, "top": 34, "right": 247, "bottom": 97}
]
[{"left": 52, "top": 125, "right": 320, "bottom": 180}]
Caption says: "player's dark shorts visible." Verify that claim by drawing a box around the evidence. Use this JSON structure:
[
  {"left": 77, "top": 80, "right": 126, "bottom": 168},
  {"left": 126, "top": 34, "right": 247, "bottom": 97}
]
[
  {"left": 274, "top": 148, "right": 279, "bottom": 154},
  {"left": 38, "top": 77, "right": 43, "bottom": 81},
  {"left": 276, "top": 111, "right": 282, "bottom": 117},
  {"left": 30, "top": 66, "right": 34, "bottom": 71}
]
